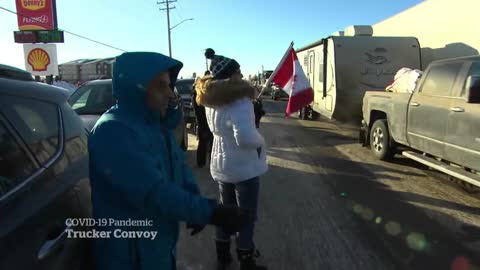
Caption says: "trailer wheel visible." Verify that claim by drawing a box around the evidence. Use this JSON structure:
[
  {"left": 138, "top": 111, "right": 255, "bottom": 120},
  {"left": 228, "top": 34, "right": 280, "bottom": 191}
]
[
  {"left": 299, "top": 107, "right": 308, "bottom": 120},
  {"left": 370, "top": 119, "right": 395, "bottom": 160}
]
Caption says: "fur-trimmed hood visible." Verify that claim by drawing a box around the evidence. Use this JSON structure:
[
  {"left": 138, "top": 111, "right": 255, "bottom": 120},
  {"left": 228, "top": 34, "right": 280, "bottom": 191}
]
[{"left": 195, "top": 76, "right": 256, "bottom": 107}]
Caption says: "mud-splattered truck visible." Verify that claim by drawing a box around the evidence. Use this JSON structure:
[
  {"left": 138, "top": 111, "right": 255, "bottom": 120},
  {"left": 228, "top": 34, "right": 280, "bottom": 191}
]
[{"left": 360, "top": 56, "right": 480, "bottom": 190}]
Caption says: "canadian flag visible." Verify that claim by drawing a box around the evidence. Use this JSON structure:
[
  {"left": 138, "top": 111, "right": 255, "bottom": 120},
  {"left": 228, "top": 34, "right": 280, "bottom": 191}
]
[{"left": 269, "top": 44, "right": 314, "bottom": 116}]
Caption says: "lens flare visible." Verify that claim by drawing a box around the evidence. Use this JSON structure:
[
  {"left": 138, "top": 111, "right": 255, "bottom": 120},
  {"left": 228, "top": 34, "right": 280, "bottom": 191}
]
[
  {"left": 361, "top": 207, "right": 374, "bottom": 221},
  {"left": 385, "top": 221, "right": 402, "bottom": 236},
  {"left": 406, "top": 232, "right": 427, "bottom": 252},
  {"left": 451, "top": 256, "right": 471, "bottom": 270}
]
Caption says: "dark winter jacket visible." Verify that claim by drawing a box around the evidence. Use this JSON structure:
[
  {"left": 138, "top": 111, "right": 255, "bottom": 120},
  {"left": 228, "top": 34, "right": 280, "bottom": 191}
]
[{"left": 192, "top": 89, "right": 212, "bottom": 137}]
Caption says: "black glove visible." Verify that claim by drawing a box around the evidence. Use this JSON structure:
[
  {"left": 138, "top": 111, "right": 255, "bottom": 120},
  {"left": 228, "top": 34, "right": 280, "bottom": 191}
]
[
  {"left": 186, "top": 223, "right": 205, "bottom": 236},
  {"left": 210, "top": 204, "right": 251, "bottom": 234}
]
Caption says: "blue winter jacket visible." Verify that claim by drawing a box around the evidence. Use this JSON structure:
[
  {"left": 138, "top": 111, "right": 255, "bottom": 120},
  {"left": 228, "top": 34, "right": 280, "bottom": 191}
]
[{"left": 88, "top": 52, "right": 216, "bottom": 270}]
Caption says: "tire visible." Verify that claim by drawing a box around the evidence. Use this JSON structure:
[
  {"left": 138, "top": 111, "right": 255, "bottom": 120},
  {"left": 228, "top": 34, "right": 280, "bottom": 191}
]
[
  {"left": 370, "top": 119, "right": 395, "bottom": 160},
  {"left": 299, "top": 107, "right": 308, "bottom": 120},
  {"left": 306, "top": 106, "right": 316, "bottom": 120}
]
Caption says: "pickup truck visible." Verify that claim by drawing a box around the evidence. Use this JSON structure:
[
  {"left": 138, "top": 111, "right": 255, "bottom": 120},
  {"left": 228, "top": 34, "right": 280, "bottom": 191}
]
[{"left": 359, "top": 56, "right": 480, "bottom": 189}]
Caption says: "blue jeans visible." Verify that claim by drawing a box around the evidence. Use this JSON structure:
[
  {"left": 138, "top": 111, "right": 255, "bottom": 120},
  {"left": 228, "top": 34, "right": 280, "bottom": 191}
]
[{"left": 215, "top": 177, "right": 260, "bottom": 250}]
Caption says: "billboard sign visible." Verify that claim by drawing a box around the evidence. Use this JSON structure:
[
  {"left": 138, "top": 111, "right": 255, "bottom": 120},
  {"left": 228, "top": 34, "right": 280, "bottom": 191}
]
[
  {"left": 15, "top": 0, "right": 58, "bottom": 30},
  {"left": 23, "top": 43, "right": 58, "bottom": 76}
]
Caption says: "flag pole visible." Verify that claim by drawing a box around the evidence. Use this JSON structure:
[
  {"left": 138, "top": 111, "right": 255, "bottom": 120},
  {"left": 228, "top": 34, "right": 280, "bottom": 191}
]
[{"left": 256, "top": 41, "right": 294, "bottom": 100}]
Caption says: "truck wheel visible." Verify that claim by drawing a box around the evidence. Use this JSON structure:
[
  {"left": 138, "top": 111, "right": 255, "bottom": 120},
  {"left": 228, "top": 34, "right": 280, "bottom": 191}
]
[{"left": 370, "top": 119, "right": 395, "bottom": 160}]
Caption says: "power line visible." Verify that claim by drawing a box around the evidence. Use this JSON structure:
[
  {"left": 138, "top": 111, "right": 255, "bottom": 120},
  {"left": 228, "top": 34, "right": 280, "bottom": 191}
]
[
  {"left": 0, "top": 6, "right": 127, "bottom": 52},
  {"left": 173, "top": 0, "right": 183, "bottom": 22}
]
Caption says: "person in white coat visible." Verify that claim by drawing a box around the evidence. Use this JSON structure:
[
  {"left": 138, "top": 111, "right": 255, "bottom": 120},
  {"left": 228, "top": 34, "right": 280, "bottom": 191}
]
[{"left": 195, "top": 56, "right": 268, "bottom": 270}]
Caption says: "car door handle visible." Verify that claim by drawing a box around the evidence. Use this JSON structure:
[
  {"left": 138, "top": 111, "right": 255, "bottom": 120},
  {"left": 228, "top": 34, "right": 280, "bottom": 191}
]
[
  {"left": 410, "top": 102, "right": 420, "bottom": 107},
  {"left": 450, "top": 107, "right": 465, "bottom": 113},
  {"left": 37, "top": 225, "right": 71, "bottom": 260}
]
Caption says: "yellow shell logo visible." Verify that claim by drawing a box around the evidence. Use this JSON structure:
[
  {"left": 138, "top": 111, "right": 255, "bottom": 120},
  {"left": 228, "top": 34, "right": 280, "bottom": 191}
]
[
  {"left": 21, "top": 0, "right": 46, "bottom": 11},
  {"left": 28, "top": 48, "right": 50, "bottom": 72}
]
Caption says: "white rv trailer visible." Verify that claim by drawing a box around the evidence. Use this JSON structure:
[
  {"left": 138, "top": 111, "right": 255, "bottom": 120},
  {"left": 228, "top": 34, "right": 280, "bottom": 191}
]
[{"left": 295, "top": 25, "right": 422, "bottom": 122}]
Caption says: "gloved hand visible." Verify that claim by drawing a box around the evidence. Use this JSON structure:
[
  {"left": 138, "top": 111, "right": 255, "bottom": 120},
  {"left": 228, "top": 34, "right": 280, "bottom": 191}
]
[
  {"left": 186, "top": 223, "right": 205, "bottom": 236},
  {"left": 210, "top": 204, "right": 251, "bottom": 234}
]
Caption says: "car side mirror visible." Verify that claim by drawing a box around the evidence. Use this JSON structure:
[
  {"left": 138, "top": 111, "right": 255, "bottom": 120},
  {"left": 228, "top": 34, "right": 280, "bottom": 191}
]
[{"left": 466, "top": 75, "right": 480, "bottom": 103}]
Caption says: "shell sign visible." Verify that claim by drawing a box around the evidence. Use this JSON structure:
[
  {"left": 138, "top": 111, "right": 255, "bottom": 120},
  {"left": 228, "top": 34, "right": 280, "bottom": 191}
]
[
  {"left": 15, "top": 0, "right": 58, "bottom": 30},
  {"left": 28, "top": 48, "right": 50, "bottom": 71},
  {"left": 23, "top": 44, "right": 58, "bottom": 76}
]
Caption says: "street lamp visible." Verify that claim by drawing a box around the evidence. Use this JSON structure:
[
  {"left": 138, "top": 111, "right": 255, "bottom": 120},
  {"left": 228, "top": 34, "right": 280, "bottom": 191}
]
[{"left": 168, "top": 18, "right": 194, "bottom": 57}]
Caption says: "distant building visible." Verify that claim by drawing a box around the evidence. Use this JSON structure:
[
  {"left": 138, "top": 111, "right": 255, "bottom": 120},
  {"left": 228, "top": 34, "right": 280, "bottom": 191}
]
[
  {"left": 59, "top": 57, "right": 115, "bottom": 83},
  {"left": 58, "top": 59, "right": 93, "bottom": 82}
]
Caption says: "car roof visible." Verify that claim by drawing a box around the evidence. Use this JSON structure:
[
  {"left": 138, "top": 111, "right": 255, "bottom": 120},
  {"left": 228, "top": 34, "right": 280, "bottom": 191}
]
[
  {"left": 0, "top": 64, "right": 34, "bottom": 81},
  {"left": 0, "top": 64, "right": 68, "bottom": 103},
  {"left": 81, "top": 79, "right": 113, "bottom": 86},
  {"left": 0, "top": 77, "right": 68, "bottom": 104}
]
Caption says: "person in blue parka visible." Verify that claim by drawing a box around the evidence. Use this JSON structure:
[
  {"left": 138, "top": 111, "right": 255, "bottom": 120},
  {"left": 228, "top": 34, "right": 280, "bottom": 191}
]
[{"left": 88, "top": 52, "right": 249, "bottom": 270}]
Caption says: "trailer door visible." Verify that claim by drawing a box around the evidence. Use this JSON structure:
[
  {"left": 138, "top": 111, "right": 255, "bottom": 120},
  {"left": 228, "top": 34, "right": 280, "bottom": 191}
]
[{"left": 307, "top": 50, "right": 315, "bottom": 87}]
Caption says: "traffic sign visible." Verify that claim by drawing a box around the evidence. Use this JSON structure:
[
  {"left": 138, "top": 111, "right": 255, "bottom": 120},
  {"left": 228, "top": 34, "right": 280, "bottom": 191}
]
[{"left": 14, "top": 30, "right": 64, "bottom": 44}]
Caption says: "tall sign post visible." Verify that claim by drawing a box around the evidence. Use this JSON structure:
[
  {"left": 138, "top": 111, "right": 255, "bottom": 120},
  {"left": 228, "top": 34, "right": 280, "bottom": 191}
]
[{"left": 14, "top": 0, "right": 62, "bottom": 78}]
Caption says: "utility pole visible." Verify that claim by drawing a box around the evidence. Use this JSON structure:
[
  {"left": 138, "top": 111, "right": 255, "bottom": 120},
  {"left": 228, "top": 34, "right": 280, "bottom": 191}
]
[{"left": 158, "top": 0, "right": 176, "bottom": 57}]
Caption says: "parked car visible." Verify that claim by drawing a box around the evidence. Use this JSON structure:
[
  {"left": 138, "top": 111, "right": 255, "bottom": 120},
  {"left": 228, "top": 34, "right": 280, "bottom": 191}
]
[
  {"left": 0, "top": 64, "right": 92, "bottom": 269},
  {"left": 360, "top": 56, "right": 480, "bottom": 190},
  {"left": 174, "top": 78, "right": 196, "bottom": 124},
  {"left": 271, "top": 85, "right": 289, "bottom": 100},
  {"left": 68, "top": 79, "right": 189, "bottom": 150}
]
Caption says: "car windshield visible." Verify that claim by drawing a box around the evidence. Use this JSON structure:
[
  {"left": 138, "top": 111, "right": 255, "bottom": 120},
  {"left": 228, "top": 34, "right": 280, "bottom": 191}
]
[
  {"left": 68, "top": 83, "right": 115, "bottom": 115},
  {"left": 175, "top": 80, "right": 194, "bottom": 95}
]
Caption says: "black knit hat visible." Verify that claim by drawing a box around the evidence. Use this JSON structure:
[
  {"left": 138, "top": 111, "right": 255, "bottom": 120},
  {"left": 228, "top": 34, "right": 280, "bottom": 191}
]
[
  {"left": 205, "top": 48, "right": 215, "bottom": 59},
  {"left": 211, "top": 55, "right": 241, "bottom": 80}
]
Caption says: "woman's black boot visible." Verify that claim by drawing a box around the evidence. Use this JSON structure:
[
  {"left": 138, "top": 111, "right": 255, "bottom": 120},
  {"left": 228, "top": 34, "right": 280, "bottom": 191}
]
[
  {"left": 215, "top": 241, "right": 233, "bottom": 270},
  {"left": 237, "top": 249, "right": 267, "bottom": 270}
]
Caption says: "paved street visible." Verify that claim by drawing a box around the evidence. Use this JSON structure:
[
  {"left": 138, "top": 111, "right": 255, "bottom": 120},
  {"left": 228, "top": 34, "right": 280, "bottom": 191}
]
[{"left": 176, "top": 99, "right": 480, "bottom": 270}]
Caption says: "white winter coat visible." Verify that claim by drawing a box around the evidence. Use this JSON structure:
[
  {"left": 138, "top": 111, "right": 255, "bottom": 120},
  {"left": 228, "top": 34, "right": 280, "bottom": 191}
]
[{"left": 196, "top": 78, "right": 268, "bottom": 183}]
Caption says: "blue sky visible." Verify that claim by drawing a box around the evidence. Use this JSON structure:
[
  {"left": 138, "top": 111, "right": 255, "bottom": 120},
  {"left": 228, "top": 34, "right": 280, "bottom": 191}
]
[{"left": 0, "top": 0, "right": 423, "bottom": 78}]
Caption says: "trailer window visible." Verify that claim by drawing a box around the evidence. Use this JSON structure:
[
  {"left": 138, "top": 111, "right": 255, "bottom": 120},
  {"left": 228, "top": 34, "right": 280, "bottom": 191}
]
[
  {"left": 309, "top": 54, "right": 314, "bottom": 73},
  {"left": 318, "top": 54, "right": 324, "bottom": 83}
]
